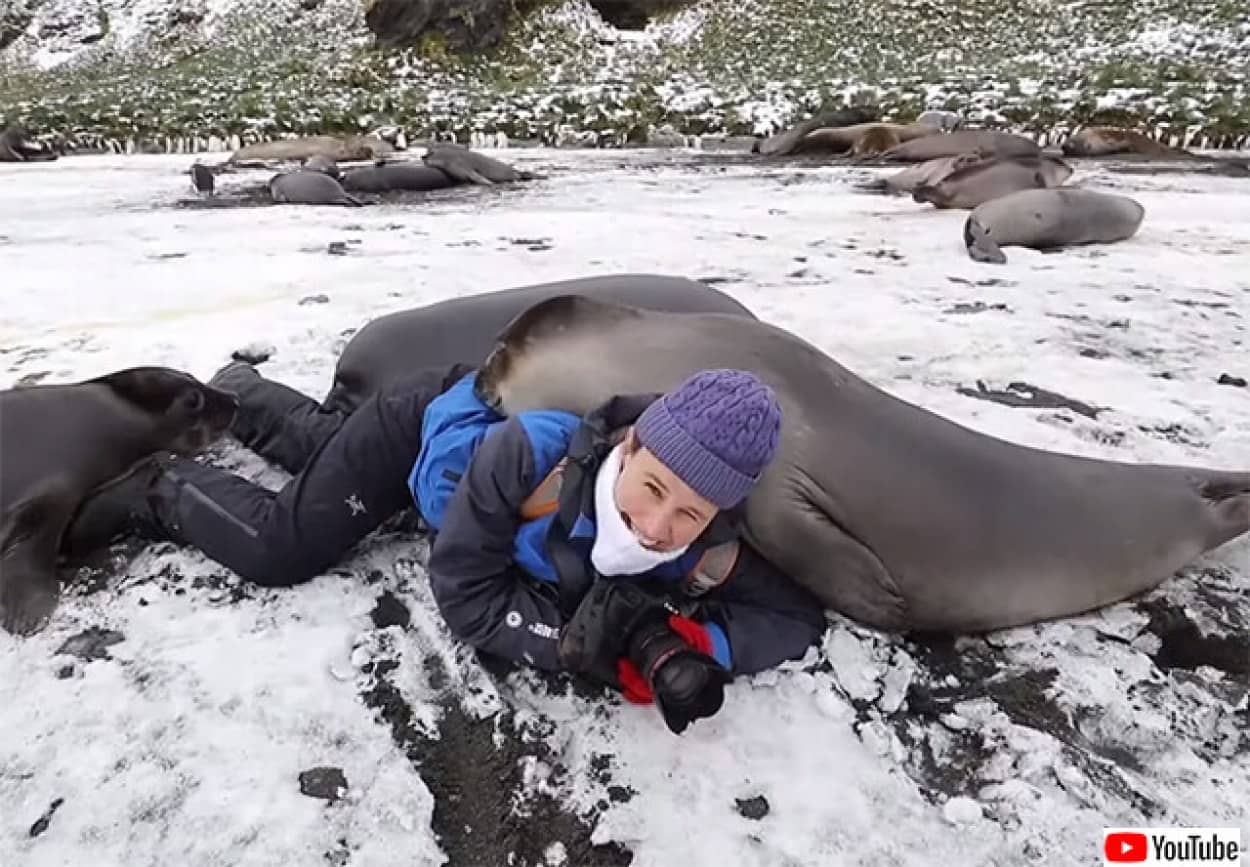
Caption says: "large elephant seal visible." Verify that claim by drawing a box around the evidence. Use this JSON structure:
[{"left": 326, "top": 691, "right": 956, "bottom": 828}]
[
  {"left": 753, "top": 107, "right": 878, "bottom": 156},
  {"left": 229, "top": 134, "right": 393, "bottom": 166},
  {"left": 0, "top": 368, "right": 237, "bottom": 636},
  {"left": 855, "top": 153, "right": 986, "bottom": 195},
  {"left": 880, "top": 129, "right": 1041, "bottom": 162},
  {"left": 269, "top": 170, "right": 365, "bottom": 206},
  {"left": 421, "top": 143, "right": 534, "bottom": 185},
  {"left": 340, "top": 163, "right": 457, "bottom": 193},
  {"left": 912, "top": 155, "right": 1074, "bottom": 209},
  {"left": 790, "top": 122, "right": 935, "bottom": 156},
  {"left": 965, "top": 188, "right": 1146, "bottom": 264},
  {"left": 1061, "top": 126, "right": 1190, "bottom": 158},
  {"left": 473, "top": 296, "right": 1250, "bottom": 634},
  {"left": 323, "top": 273, "right": 757, "bottom": 414},
  {"left": 0, "top": 124, "right": 59, "bottom": 162}
]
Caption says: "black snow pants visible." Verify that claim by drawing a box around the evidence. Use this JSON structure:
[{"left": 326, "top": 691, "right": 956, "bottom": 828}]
[{"left": 149, "top": 361, "right": 473, "bottom": 586}]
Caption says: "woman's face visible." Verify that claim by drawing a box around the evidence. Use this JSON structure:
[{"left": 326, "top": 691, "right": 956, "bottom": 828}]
[{"left": 614, "top": 431, "right": 718, "bottom": 552}]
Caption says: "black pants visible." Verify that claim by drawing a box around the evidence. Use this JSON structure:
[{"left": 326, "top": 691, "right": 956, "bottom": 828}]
[{"left": 152, "top": 362, "right": 472, "bottom": 586}]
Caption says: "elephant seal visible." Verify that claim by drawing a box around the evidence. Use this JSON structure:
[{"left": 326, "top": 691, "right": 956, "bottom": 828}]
[
  {"left": 421, "top": 143, "right": 533, "bottom": 185},
  {"left": 855, "top": 153, "right": 986, "bottom": 195},
  {"left": 303, "top": 155, "right": 341, "bottom": 178},
  {"left": 229, "top": 134, "right": 393, "bottom": 166},
  {"left": 916, "top": 110, "right": 963, "bottom": 132},
  {"left": 791, "top": 122, "right": 936, "bottom": 156},
  {"left": 1061, "top": 126, "right": 1190, "bottom": 158},
  {"left": 965, "top": 188, "right": 1145, "bottom": 264},
  {"left": 753, "top": 107, "right": 878, "bottom": 156},
  {"left": 0, "top": 124, "right": 58, "bottom": 162},
  {"left": 269, "top": 170, "right": 365, "bottom": 206},
  {"left": 912, "top": 155, "right": 1074, "bottom": 209},
  {"left": 0, "top": 368, "right": 237, "bottom": 636},
  {"left": 880, "top": 129, "right": 1041, "bottom": 162},
  {"left": 473, "top": 296, "right": 1250, "bottom": 634},
  {"left": 340, "top": 163, "right": 457, "bottom": 193},
  {"left": 851, "top": 125, "right": 905, "bottom": 157},
  {"left": 323, "top": 273, "right": 757, "bottom": 414}
]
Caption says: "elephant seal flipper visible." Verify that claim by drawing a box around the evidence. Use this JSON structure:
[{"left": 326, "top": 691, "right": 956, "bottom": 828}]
[
  {"left": 0, "top": 485, "right": 70, "bottom": 635},
  {"left": 964, "top": 216, "right": 1007, "bottom": 264}
]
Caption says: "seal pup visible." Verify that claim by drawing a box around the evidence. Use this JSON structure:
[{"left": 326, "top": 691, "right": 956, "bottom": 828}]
[
  {"left": 473, "top": 295, "right": 1250, "bottom": 634},
  {"left": 323, "top": 273, "right": 757, "bottom": 414},
  {"left": 880, "top": 129, "right": 1041, "bottom": 162},
  {"left": 965, "top": 188, "right": 1146, "bottom": 264},
  {"left": 1061, "top": 126, "right": 1190, "bottom": 158},
  {"left": 420, "top": 143, "right": 534, "bottom": 185},
  {"left": 302, "top": 154, "right": 342, "bottom": 178},
  {"left": 340, "top": 163, "right": 457, "bottom": 193},
  {"left": 1, "top": 368, "right": 237, "bottom": 636},
  {"left": 0, "top": 124, "right": 58, "bottom": 162},
  {"left": 912, "top": 155, "right": 1074, "bottom": 209},
  {"left": 916, "top": 110, "right": 962, "bottom": 132},
  {"left": 855, "top": 153, "right": 986, "bottom": 195},
  {"left": 228, "top": 134, "right": 393, "bottom": 167},
  {"left": 269, "top": 170, "right": 365, "bottom": 206},
  {"left": 753, "top": 107, "right": 878, "bottom": 156}
]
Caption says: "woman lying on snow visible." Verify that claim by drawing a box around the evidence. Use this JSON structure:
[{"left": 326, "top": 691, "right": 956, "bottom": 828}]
[{"left": 67, "top": 362, "right": 827, "bottom": 734}]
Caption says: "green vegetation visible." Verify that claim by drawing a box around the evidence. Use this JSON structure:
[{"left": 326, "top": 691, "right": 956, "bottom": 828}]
[{"left": 1, "top": 0, "right": 1246, "bottom": 149}]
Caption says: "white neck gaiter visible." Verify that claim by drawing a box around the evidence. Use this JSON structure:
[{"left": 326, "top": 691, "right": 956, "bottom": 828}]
[{"left": 589, "top": 443, "right": 690, "bottom": 577}]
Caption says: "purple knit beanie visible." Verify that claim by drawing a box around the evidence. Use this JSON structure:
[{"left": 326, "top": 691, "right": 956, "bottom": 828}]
[{"left": 634, "top": 369, "right": 783, "bottom": 509}]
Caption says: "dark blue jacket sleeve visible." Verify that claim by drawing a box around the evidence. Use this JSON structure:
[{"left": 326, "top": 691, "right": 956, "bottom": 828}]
[
  {"left": 426, "top": 417, "right": 566, "bottom": 670},
  {"left": 696, "top": 544, "right": 828, "bottom": 677}
]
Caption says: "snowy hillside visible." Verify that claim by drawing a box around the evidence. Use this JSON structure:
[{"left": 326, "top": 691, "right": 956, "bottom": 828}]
[
  {"left": 2, "top": 0, "right": 1249, "bottom": 150},
  {"left": 1, "top": 148, "right": 1247, "bottom": 867}
]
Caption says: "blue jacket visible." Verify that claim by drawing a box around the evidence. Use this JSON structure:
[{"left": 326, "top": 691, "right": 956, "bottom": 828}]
[{"left": 409, "top": 373, "right": 826, "bottom": 677}]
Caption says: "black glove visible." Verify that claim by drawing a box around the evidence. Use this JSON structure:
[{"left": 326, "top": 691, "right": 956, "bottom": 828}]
[{"left": 626, "top": 611, "right": 730, "bottom": 735}]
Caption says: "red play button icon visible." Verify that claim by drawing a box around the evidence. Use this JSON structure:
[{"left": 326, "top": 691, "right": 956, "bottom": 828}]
[{"left": 1104, "top": 831, "right": 1148, "bottom": 862}]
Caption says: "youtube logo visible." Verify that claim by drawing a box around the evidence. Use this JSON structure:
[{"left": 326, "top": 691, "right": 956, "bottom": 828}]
[{"left": 1105, "top": 832, "right": 1148, "bottom": 863}]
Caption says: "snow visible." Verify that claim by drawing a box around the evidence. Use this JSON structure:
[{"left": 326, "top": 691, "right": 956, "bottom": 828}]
[{"left": 2, "top": 148, "right": 1249, "bottom": 867}]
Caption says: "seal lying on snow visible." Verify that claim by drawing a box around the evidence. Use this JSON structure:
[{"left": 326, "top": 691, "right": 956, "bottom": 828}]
[
  {"left": 269, "top": 170, "right": 365, "bottom": 206},
  {"left": 880, "top": 129, "right": 1041, "bottom": 162},
  {"left": 340, "top": 163, "right": 457, "bottom": 193},
  {"left": 1, "top": 368, "right": 237, "bottom": 636},
  {"left": 856, "top": 153, "right": 986, "bottom": 195},
  {"left": 1061, "top": 126, "right": 1190, "bottom": 158},
  {"left": 912, "top": 155, "right": 1074, "bottom": 209},
  {"left": 0, "top": 124, "right": 59, "bottom": 162},
  {"left": 421, "top": 143, "right": 535, "bottom": 186},
  {"left": 964, "top": 188, "right": 1146, "bottom": 264},
  {"left": 323, "top": 273, "right": 757, "bottom": 414},
  {"left": 753, "top": 107, "right": 878, "bottom": 156},
  {"left": 229, "top": 134, "right": 393, "bottom": 166},
  {"left": 473, "top": 296, "right": 1250, "bottom": 634}
]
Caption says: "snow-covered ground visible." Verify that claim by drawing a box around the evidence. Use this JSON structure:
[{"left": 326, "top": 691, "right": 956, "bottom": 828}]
[{"left": 1, "top": 148, "right": 1248, "bottom": 867}]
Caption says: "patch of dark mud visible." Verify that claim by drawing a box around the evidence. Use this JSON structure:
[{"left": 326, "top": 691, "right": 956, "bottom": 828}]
[
  {"left": 370, "top": 590, "right": 411, "bottom": 630},
  {"left": 55, "top": 626, "right": 124, "bottom": 661},
  {"left": 1217, "top": 373, "right": 1247, "bottom": 387},
  {"left": 1137, "top": 422, "right": 1207, "bottom": 448},
  {"left": 299, "top": 767, "right": 348, "bottom": 803},
  {"left": 947, "top": 276, "right": 1018, "bottom": 288},
  {"left": 944, "top": 301, "right": 1010, "bottom": 315},
  {"left": 894, "top": 634, "right": 1161, "bottom": 813},
  {"left": 360, "top": 655, "right": 632, "bottom": 867},
  {"left": 1103, "top": 158, "right": 1250, "bottom": 178},
  {"left": 29, "top": 797, "right": 64, "bottom": 838},
  {"left": 957, "top": 380, "right": 1102, "bottom": 418},
  {"left": 13, "top": 370, "right": 52, "bottom": 385},
  {"left": 735, "top": 795, "right": 770, "bottom": 820},
  {"left": 300, "top": 294, "right": 330, "bottom": 305},
  {"left": 170, "top": 184, "right": 274, "bottom": 209},
  {"left": 1138, "top": 598, "right": 1250, "bottom": 679}
]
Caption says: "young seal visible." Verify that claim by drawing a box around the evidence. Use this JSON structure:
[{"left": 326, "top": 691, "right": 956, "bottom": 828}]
[
  {"left": 420, "top": 143, "right": 534, "bottom": 186},
  {"left": 964, "top": 188, "right": 1146, "bottom": 264},
  {"left": 1, "top": 368, "right": 237, "bottom": 636},
  {"left": 752, "top": 107, "right": 878, "bottom": 156},
  {"left": 322, "top": 273, "right": 758, "bottom": 414},
  {"left": 912, "top": 155, "right": 1074, "bottom": 209},
  {"left": 339, "top": 163, "right": 458, "bottom": 193},
  {"left": 1060, "top": 126, "right": 1190, "bottom": 158},
  {"left": 472, "top": 296, "right": 1250, "bottom": 634},
  {"left": 268, "top": 170, "right": 365, "bottom": 206},
  {"left": 880, "top": 129, "right": 1041, "bottom": 162}
]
